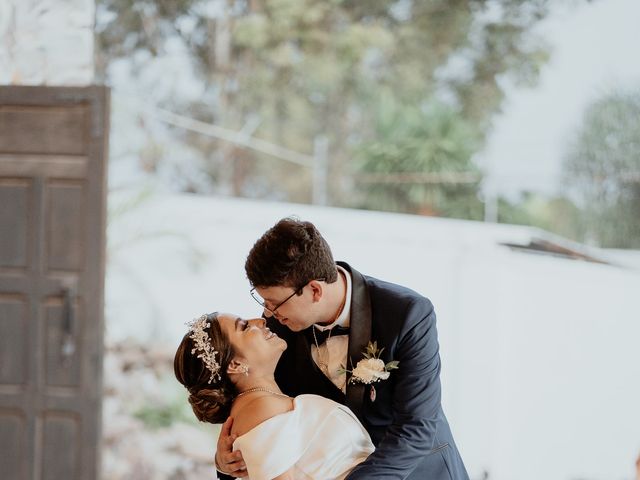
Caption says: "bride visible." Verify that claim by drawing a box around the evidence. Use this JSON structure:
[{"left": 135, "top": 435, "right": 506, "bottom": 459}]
[{"left": 174, "top": 312, "right": 374, "bottom": 480}]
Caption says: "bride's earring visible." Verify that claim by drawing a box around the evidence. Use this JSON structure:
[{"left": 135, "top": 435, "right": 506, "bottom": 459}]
[{"left": 227, "top": 360, "right": 250, "bottom": 376}]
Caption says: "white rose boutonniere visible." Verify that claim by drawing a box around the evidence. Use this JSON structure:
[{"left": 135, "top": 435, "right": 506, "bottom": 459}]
[
  {"left": 340, "top": 342, "right": 399, "bottom": 401},
  {"left": 352, "top": 357, "right": 390, "bottom": 384}
]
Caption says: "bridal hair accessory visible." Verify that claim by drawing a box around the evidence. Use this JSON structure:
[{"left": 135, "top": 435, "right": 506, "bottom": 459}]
[{"left": 187, "top": 314, "right": 221, "bottom": 383}]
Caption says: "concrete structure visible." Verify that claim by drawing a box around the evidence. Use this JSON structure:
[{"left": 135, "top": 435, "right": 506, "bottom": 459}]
[{"left": 0, "top": 0, "right": 94, "bottom": 85}]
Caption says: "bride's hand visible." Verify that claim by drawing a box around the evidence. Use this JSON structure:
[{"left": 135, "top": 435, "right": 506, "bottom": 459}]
[{"left": 215, "top": 417, "right": 248, "bottom": 477}]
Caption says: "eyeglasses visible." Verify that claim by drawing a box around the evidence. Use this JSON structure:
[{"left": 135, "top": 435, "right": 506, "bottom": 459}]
[{"left": 250, "top": 286, "right": 303, "bottom": 317}]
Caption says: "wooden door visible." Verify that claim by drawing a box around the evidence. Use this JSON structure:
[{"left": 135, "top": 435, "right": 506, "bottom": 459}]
[{"left": 0, "top": 86, "right": 109, "bottom": 480}]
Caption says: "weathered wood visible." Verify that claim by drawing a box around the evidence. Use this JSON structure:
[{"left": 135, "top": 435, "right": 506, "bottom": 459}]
[
  {"left": 0, "top": 155, "right": 88, "bottom": 178},
  {"left": 0, "top": 85, "right": 108, "bottom": 480},
  {"left": 0, "top": 105, "right": 88, "bottom": 155}
]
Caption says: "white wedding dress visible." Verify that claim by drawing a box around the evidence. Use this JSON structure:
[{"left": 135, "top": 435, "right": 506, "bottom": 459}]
[{"left": 232, "top": 394, "right": 374, "bottom": 480}]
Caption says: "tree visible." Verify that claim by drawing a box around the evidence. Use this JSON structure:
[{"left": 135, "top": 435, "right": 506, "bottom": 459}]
[
  {"left": 563, "top": 89, "right": 640, "bottom": 248},
  {"left": 96, "top": 0, "right": 567, "bottom": 215},
  {"left": 350, "top": 93, "right": 483, "bottom": 218}
]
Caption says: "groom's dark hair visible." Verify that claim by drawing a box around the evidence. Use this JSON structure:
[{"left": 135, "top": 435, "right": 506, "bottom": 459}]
[{"left": 245, "top": 217, "right": 338, "bottom": 288}]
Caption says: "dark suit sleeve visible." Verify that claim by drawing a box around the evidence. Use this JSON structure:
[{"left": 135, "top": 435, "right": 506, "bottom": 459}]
[{"left": 346, "top": 300, "right": 444, "bottom": 479}]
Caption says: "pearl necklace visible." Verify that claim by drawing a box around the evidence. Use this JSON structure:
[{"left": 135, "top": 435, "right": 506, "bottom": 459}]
[{"left": 235, "top": 387, "right": 290, "bottom": 399}]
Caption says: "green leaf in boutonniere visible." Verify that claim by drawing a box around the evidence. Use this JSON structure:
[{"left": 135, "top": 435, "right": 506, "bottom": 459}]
[{"left": 385, "top": 360, "right": 399, "bottom": 370}]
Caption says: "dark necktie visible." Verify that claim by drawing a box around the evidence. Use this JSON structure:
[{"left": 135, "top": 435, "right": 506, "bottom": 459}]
[{"left": 306, "top": 325, "right": 350, "bottom": 346}]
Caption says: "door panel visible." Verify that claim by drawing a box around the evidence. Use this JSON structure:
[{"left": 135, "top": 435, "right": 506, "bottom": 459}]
[
  {"left": 0, "top": 105, "right": 88, "bottom": 155},
  {"left": 0, "top": 179, "right": 31, "bottom": 268},
  {"left": 0, "top": 296, "right": 28, "bottom": 385},
  {"left": 0, "top": 410, "right": 27, "bottom": 480},
  {"left": 46, "top": 180, "right": 86, "bottom": 272},
  {"left": 41, "top": 413, "right": 81, "bottom": 480}
]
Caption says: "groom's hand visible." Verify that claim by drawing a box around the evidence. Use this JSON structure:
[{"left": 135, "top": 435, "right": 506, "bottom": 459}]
[{"left": 215, "top": 417, "right": 247, "bottom": 477}]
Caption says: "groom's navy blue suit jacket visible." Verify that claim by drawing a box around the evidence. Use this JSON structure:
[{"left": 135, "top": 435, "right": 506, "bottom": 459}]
[{"left": 268, "top": 262, "right": 469, "bottom": 480}]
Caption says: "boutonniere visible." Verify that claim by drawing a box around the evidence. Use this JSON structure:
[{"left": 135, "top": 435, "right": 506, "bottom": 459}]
[{"left": 340, "top": 341, "right": 399, "bottom": 401}]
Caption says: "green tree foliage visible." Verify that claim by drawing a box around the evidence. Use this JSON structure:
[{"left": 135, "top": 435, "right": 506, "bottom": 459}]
[
  {"left": 563, "top": 89, "right": 640, "bottom": 248},
  {"left": 351, "top": 93, "right": 483, "bottom": 218},
  {"left": 97, "top": 0, "right": 559, "bottom": 215}
]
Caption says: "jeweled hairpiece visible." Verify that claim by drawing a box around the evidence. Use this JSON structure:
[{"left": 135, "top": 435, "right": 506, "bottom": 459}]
[{"left": 187, "top": 313, "right": 221, "bottom": 383}]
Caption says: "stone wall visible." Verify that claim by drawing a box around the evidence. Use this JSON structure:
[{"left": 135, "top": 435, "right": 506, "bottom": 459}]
[{"left": 0, "top": 0, "right": 94, "bottom": 85}]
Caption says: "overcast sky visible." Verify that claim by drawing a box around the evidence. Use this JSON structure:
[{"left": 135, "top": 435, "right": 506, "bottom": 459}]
[{"left": 481, "top": 0, "right": 640, "bottom": 198}]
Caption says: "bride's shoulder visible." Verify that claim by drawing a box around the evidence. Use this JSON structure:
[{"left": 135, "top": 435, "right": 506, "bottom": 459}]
[
  {"left": 295, "top": 394, "right": 340, "bottom": 409},
  {"left": 231, "top": 395, "right": 294, "bottom": 437}
]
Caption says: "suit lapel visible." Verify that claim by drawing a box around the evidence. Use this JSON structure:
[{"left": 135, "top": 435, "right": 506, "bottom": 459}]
[{"left": 340, "top": 262, "right": 372, "bottom": 420}]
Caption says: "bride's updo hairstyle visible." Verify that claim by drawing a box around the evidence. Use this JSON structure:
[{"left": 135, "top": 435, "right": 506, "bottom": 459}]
[{"left": 174, "top": 313, "right": 237, "bottom": 424}]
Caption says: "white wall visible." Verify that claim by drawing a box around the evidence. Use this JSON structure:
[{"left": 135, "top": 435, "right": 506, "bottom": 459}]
[
  {"left": 0, "top": 0, "right": 94, "bottom": 85},
  {"left": 107, "top": 192, "right": 640, "bottom": 480},
  {"left": 452, "top": 252, "right": 640, "bottom": 480}
]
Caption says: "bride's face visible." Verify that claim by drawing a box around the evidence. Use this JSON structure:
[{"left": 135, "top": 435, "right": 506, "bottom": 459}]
[{"left": 216, "top": 313, "right": 287, "bottom": 366}]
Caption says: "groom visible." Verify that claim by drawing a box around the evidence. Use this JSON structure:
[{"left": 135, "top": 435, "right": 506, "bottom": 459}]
[{"left": 216, "top": 217, "right": 468, "bottom": 479}]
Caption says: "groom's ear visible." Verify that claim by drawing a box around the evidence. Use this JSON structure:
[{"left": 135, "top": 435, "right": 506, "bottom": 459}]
[{"left": 307, "top": 280, "right": 323, "bottom": 303}]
